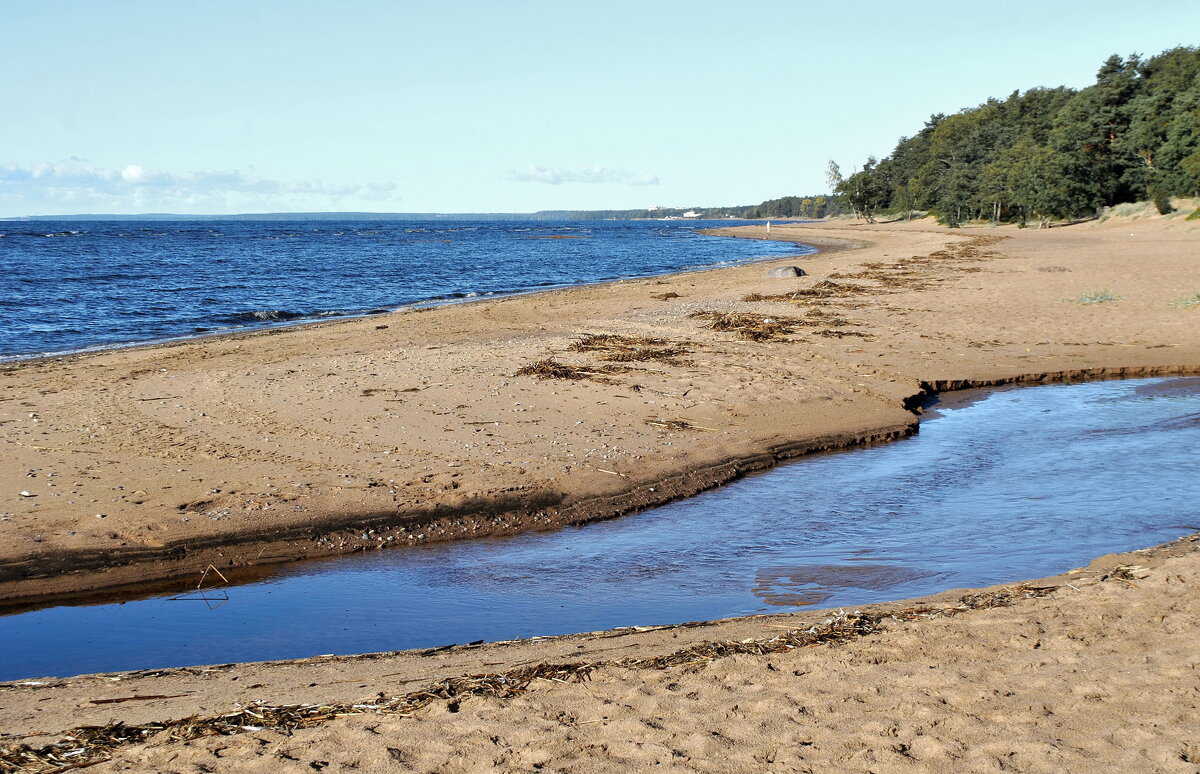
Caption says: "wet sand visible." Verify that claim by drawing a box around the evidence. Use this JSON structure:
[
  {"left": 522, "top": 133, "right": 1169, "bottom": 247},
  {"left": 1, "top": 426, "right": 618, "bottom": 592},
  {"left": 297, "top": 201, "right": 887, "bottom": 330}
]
[{"left": 2, "top": 211, "right": 1200, "bottom": 771}]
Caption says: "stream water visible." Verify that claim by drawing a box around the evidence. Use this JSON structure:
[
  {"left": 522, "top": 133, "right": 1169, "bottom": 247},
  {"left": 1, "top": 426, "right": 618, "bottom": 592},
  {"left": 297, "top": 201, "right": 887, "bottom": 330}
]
[{"left": 2, "top": 377, "right": 1197, "bottom": 680}]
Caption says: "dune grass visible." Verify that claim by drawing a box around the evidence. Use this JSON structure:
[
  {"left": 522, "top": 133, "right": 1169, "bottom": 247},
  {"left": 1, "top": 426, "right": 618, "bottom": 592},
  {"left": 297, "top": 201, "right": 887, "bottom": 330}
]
[
  {"left": 1070, "top": 289, "right": 1123, "bottom": 305},
  {"left": 1169, "top": 291, "right": 1200, "bottom": 309}
]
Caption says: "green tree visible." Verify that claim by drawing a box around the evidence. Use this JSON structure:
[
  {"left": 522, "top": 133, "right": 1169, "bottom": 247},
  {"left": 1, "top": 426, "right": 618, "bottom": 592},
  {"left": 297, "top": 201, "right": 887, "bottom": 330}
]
[{"left": 835, "top": 158, "right": 891, "bottom": 222}]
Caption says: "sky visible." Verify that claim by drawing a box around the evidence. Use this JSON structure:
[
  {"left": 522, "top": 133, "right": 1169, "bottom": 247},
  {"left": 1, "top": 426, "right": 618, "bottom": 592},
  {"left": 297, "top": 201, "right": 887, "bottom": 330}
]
[{"left": 3, "top": 0, "right": 1199, "bottom": 216}]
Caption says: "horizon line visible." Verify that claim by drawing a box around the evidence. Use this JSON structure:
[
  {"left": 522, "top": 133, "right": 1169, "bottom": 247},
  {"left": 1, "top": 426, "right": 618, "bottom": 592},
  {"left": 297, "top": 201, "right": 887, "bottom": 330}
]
[{"left": 1, "top": 207, "right": 784, "bottom": 221}]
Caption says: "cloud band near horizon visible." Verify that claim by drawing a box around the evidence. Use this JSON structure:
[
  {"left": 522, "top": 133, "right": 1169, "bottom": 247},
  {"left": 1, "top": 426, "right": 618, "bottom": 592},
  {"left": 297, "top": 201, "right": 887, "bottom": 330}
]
[
  {"left": 508, "top": 164, "right": 659, "bottom": 186},
  {"left": 0, "top": 161, "right": 400, "bottom": 211}
]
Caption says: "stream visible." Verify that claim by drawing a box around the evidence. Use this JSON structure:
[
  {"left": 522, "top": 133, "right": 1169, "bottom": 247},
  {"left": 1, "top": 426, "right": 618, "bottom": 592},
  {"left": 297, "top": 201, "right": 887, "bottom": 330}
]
[{"left": 2, "top": 377, "right": 1197, "bottom": 680}]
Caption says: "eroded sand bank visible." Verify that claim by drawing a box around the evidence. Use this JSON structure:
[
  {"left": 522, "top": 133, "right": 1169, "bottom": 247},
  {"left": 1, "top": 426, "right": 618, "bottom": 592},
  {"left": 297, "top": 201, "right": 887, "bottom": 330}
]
[{"left": 2, "top": 213, "right": 1199, "bottom": 771}]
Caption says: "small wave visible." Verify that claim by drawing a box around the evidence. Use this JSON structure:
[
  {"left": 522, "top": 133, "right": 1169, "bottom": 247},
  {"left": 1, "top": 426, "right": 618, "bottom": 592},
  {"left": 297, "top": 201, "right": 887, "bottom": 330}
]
[
  {"left": 220, "top": 310, "right": 309, "bottom": 323},
  {"left": 2, "top": 230, "right": 77, "bottom": 238},
  {"left": 216, "top": 306, "right": 392, "bottom": 326}
]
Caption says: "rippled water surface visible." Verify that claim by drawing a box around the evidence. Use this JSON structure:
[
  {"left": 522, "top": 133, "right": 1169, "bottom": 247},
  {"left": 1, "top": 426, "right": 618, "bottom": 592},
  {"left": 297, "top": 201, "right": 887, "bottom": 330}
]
[
  {"left": 2, "top": 377, "right": 1197, "bottom": 679},
  {"left": 0, "top": 219, "right": 803, "bottom": 359}
]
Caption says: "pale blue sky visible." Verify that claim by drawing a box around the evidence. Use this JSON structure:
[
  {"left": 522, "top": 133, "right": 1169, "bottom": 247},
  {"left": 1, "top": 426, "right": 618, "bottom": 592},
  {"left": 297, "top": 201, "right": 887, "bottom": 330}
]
[{"left": 3, "top": 1, "right": 1197, "bottom": 216}]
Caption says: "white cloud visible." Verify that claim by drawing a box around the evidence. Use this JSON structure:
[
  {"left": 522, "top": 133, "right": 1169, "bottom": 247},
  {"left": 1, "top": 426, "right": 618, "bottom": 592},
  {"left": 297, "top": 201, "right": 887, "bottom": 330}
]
[
  {"left": 628, "top": 173, "right": 661, "bottom": 187},
  {"left": 0, "top": 160, "right": 401, "bottom": 212},
  {"left": 509, "top": 164, "right": 660, "bottom": 186},
  {"left": 120, "top": 164, "right": 147, "bottom": 183}
]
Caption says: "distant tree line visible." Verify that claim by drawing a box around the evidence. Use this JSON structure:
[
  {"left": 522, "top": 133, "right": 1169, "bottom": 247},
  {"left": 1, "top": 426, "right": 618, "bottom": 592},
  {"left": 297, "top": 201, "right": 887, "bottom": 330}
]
[
  {"left": 741, "top": 195, "right": 847, "bottom": 219},
  {"left": 541, "top": 195, "right": 849, "bottom": 221},
  {"left": 828, "top": 47, "right": 1200, "bottom": 226}
]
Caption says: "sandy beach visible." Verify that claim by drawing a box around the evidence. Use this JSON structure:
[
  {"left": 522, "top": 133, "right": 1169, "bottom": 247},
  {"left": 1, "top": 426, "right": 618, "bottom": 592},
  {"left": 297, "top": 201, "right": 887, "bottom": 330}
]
[
  {"left": 2, "top": 211, "right": 1199, "bottom": 771},
  {"left": 3, "top": 215, "right": 1197, "bottom": 605}
]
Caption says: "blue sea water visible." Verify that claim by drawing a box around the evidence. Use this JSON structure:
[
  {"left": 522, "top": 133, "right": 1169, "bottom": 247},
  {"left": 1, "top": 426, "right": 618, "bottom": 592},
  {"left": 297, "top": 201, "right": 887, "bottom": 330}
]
[{"left": 0, "top": 219, "right": 805, "bottom": 360}]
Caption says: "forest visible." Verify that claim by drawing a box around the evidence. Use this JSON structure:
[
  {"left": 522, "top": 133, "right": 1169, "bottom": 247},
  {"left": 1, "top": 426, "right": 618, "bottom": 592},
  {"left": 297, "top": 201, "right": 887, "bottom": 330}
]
[{"left": 828, "top": 47, "right": 1200, "bottom": 226}]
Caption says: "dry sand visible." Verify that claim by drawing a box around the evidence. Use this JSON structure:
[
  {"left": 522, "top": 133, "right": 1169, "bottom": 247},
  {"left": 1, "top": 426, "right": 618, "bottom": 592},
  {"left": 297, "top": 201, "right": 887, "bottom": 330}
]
[{"left": 2, "top": 212, "right": 1199, "bottom": 771}]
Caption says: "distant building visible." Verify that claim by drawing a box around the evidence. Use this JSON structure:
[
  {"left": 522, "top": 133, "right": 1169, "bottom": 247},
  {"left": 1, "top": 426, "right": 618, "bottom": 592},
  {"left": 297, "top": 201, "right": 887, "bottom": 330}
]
[{"left": 682, "top": 210, "right": 701, "bottom": 218}]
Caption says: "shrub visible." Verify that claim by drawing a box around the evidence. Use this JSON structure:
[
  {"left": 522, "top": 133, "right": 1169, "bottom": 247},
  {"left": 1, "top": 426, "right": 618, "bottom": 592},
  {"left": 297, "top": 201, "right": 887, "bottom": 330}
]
[
  {"left": 1070, "top": 289, "right": 1123, "bottom": 304},
  {"left": 1152, "top": 189, "right": 1174, "bottom": 215},
  {"left": 1169, "top": 291, "right": 1200, "bottom": 309}
]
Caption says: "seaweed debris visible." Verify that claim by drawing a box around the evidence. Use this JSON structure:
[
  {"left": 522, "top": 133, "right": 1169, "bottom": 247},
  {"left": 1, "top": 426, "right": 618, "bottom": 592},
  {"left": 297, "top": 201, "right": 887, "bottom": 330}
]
[
  {"left": 0, "top": 664, "right": 595, "bottom": 774},
  {"left": 570, "top": 334, "right": 690, "bottom": 365},
  {"left": 1100, "top": 564, "right": 1151, "bottom": 584},
  {"left": 689, "top": 311, "right": 811, "bottom": 341},
  {"left": 741, "top": 281, "right": 880, "bottom": 303},
  {"left": 644, "top": 416, "right": 717, "bottom": 432},
  {"left": 827, "top": 234, "right": 1007, "bottom": 290},
  {"left": 515, "top": 359, "right": 630, "bottom": 383},
  {"left": 814, "top": 329, "right": 874, "bottom": 339}
]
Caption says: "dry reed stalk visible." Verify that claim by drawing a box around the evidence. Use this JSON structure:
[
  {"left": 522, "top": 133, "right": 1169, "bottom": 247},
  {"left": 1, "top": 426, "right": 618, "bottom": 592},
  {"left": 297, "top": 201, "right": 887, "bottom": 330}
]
[
  {"left": 814, "top": 329, "right": 874, "bottom": 339},
  {"left": 514, "top": 359, "right": 630, "bottom": 383},
  {"left": 740, "top": 281, "right": 881, "bottom": 303},
  {"left": 688, "top": 311, "right": 809, "bottom": 341},
  {"left": 569, "top": 334, "right": 691, "bottom": 365},
  {"left": 644, "top": 417, "right": 717, "bottom": 432}
]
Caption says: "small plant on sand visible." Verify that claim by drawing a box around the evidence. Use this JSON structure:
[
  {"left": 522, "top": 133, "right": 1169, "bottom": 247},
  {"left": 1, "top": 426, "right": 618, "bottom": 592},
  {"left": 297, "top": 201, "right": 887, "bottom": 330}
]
[
  {"left": 1070, "top": 289, "right": 1123, "bottom": 305},
  {"left": 1169, "top": 291, "right": 1200, "bottom": 309},
  {"left": 1151, "top": 186, "right": 1174, "bottom": 215}
]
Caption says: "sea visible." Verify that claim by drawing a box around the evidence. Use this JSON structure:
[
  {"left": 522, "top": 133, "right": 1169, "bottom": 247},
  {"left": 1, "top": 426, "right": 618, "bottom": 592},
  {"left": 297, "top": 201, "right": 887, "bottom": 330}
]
[{"left": 0, "top": 219, "right": 808, "bottom": 360}]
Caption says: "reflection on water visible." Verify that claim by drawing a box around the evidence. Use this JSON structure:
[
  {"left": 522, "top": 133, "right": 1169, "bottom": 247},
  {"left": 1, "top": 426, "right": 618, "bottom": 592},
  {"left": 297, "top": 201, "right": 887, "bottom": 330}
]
[
  {"left": 1, "top": 377, "right": 1198, "bottom": 680},
  {"left": 752, "top": 563, "right": 932, "bottom": 607}
]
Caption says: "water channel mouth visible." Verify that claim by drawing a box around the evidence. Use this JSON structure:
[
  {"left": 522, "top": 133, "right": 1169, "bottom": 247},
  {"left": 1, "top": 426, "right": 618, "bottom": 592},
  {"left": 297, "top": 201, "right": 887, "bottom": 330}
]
[{"left": 3, "top": 377, "right": 1198, "bottom": 681}]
